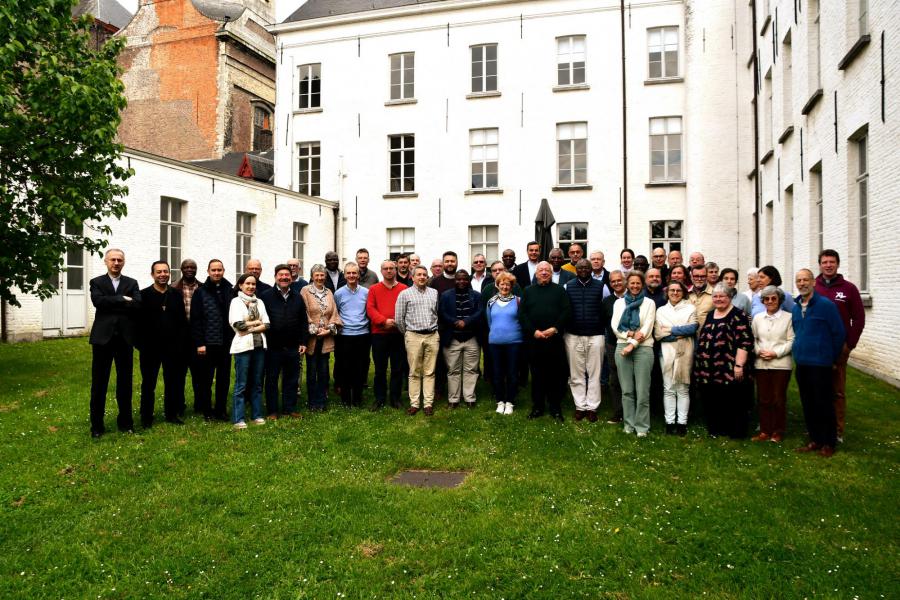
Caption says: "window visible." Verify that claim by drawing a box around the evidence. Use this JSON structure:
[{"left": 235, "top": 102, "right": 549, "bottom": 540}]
[
  {"left": 236, "top": 212, "right": 254, "bottom": 274},
  {"left": 471, "top": 44, "right": 498, "bottom": 93},
  {"left": 469, "top": 225, "right": 499, "bottom": 264},
  {"left": 298, "top": 63, "right": 321, "bottom": 109},
  {"left": 389, "top": 134, "right": 415, "bottom": 192},
  {"left": 557, "top": 36, "right": 586, "bottom": 85},
  {"left": 558, "top": 222, "right": 588, "bottom": 256},
  {"left": 252, "top": 105, "right": 273, "bottom": 151},
  {"left": 856, "top": 135, "right": 869, "bottom": 291},
  {"left": 293, "top": 222, "right": 307, "bottom": 273},
  {"left": 387, "top": 227, "right": 415, "bottom": 260},
  {"left": 782, "top": 34, "right": 793, "bottom": 128},
  {"left": 390, "top": 52, "right": 414, "bottom": 100},
  {"left": 556, "top": 122, "right": 588, "bottom": 185},
  {"left": 160, "top": 197, "right": 185, "bottom": 281},
  {"left": 810, "top": 163, "right": 823, "bottom": 254},
  {"left": 64, "top": 221, "right": 84, "bottom": 291},
  {"left": 808, "top": 0, "right": 821, "bottom": 91},
  {"left": 650, "top": 220, "right": 683, "bottom": 253},
  {"left": 648, "top": 27, "right": 678, "bottom": 79},
  {"left": 764, "top": 69, "right": 773, "bottom": 150},
  {"left": 649, "top": 116, "right": 682, "bottom": 182},
  {"left": 470, "top": 128, "right": 499, "bottom": 189},
  {"left": 297, "top": 142, "right": 320, "bottom": 196}
]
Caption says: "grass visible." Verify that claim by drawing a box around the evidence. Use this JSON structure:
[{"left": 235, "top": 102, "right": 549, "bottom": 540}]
[{"left": 0, "top": 337, "right": 897, "bottom": 599}]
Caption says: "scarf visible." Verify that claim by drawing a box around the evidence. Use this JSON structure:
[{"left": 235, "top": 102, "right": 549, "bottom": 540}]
[
  {"left": 306, "top": 283, "right": 330, "bottom": 330},
  {"left": 617, "top": 290, "right": 645, "bottom": 332},
  {"left": 487, "top": 291, "right": 516, "bottom": 310}
]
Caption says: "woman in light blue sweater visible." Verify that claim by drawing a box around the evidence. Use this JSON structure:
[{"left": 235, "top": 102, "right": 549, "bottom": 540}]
[{"left": 486, "top": 273, "right": 523, "bottom": 415}]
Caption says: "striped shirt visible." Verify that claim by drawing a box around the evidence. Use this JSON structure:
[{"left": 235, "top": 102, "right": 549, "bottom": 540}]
[{"left": 395, "top": 285, "right": 438, "bottom": 334}]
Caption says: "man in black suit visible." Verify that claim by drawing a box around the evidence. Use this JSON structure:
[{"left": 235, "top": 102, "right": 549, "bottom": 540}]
[
  {"left": 512, "top": 241, "right": 541, "bottom": 289},
  {"left": 190, "top": 259, "right": 235, "bottom": 420},
  {"left": 89, "top": 248, "right": 142, "bottom": 438},
  {"left": 138, "top": 260, "right": 188, "bottom": 428}
]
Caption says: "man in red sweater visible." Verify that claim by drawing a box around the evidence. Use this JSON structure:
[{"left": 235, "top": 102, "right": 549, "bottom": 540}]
[
  {"left": 815, "top": 249, "right": 866, "bottom": 442},
  {"left": 366, "top": 260, "right": 408, "bottom": 410}
]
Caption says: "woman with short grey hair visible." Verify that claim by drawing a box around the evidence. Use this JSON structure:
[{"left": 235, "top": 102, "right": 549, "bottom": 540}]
[
  {"left": 301, "top": 263, "right": 343, "bottom": 411},
  {"left": 751, "top": 284, "right": 794, "bottom": 443}
]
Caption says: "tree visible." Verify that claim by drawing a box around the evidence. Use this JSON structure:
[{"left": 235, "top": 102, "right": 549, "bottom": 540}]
[{"left": 0, "top": 0, "right": 132, "bottom": 307}]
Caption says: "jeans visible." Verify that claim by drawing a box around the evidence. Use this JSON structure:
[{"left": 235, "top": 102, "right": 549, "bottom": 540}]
[
  {"left": 615, "top": 344, "right": 654, "bottom": 433},
  {"left": 371, "top": 333, "right": 406, "bottom": 407},
  {"left": 306, "top": 347, "right": 331, "bottom": 409},
  {"left": 489, "top": 343, "right": 521, "bottom": 405},
  {"left": 265, "top": 347, "right": 301, "bottom": 415},
  {"left": 232, "top": 348, "right": 265, "bottom": 423}
]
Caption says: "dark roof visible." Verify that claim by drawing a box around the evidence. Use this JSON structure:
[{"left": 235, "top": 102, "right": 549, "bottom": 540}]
[
  {"left": 284, "top": 0, "right": 449, "bottom": 23},
  {"left": 192, "top": 149, "right": 274, "bottom": 184},
  {"left": 191, "top": 0, "right": 246, "bottom": 23},
  {"left": 73, "top": 0, "right": 134, "bottom": 30}
]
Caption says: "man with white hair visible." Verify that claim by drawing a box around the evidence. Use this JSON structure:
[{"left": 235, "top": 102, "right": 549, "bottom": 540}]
[{"left": 742, "top": 267, "right": 759, "bottom": 304}]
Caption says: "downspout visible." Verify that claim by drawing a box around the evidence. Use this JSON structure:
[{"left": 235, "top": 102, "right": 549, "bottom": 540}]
[
  {"left": 1, "top": 295, "right": 7, "bottom": 343},
  {"left": 751, "top": 1, "right": 761, "bottom": 265},
  {"left": 337, "top": 155, "right": 346, "bottom": 260},
  {"left": 620, "top": 0, "right": 629, "bottom": 247}
]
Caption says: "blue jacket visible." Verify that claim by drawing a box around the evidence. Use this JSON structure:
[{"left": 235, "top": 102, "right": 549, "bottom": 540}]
[
  {"left": 791, "top": 292, "right": 846, "bottom": 367},
  {"left": 438, "top": 288, "right": 483, "bottom": 347},
  {"left": 564, "top": 277, "right": 606, "bottom": 336}
]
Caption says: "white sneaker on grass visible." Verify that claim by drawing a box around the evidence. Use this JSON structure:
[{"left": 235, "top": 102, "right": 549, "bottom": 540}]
[
  {"left": 496, "top": 402, "right": 505, "bottom": 414},
  {"left": 503, "top": 402, "right": 514, "bottom": 415},
  {"left": 233, "top": 421, "right": 248, "bottom": 430},
  {"left": 252, "top": 417, "right": 266, "bottom": 425},
  {"left": 636, "top": 431, "right": 648, "bottom": 438}
]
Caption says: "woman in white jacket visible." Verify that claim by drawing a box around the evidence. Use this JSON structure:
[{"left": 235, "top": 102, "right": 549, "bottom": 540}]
[
  {"left": 653, "top": 280, "right": 698, "bottom": 436},
  {"left": 611, "top": 270, "right": 657, "bottom": 437},
  {"left": 751, "top": 285, "right": 794, "bottom": 443},
  {"left": 229, "top": 274, "right": 270, "bottom": 430}
]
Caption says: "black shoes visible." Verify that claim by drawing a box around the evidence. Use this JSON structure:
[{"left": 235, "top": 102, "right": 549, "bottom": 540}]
[
  {"left": 527, "top": 410, "right": 544, "bottom": 419},
  {"left": 165, "top": 417, "right": 185, "bottom": 425}
]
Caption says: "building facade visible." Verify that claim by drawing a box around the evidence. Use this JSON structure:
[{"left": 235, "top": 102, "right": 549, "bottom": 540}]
[
  {"left": 270, "top": 0, "right": 753, "bottom": 271},
  {"left": 747, "top": 0, "right": 898, "bottom": 383},
  {"left": 117, "top": 0, "right": 277, "bottom": 161},
  {"left": 3, "top": 149, "right": 336, "bottom": 342}
]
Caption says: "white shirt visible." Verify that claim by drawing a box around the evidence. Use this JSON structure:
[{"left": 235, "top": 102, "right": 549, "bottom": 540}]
[
  {"left": 109, "top": 274, "right": 121, "bottom": 292},
  {"left": 527, "top": 260, "right": 538, "bottom": 281},
  {"left": 471, "top": 272, "right": 487, "bottom": 293}
]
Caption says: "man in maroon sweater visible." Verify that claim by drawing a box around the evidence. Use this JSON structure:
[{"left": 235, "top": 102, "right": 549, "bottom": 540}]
[
  {"left": 815, "top": 249, "right": 866, "bottom": 442},
  {"left": 366, "top": 260, "right": 408, "bottom": 410}
]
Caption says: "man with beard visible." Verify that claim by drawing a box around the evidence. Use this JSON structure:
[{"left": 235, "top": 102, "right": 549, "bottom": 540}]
[
  {"left": 190, "top": 259, "right": 235, "bottom": 421},
  {"left": 396, "top": 253, "right": 414, "bottom": 287},
  {"left": 645, "top": 268, "right": 666, "bottom": 307},
  {"left": 429, "top": 251, "right": 459, "bottom": 296}
]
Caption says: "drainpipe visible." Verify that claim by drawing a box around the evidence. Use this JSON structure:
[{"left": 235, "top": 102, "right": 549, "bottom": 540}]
[
  {"left": 337, "top": 155, "right": 346, "bottom": 261},
  {"left": 751, "top": 1, "right": 761, "bottom": 265},
  {"left": 1, "top": 296, "right": 7, "bottom": 343},
  {"left": 620, "top": 0, "right": 629, "bottom": 247}
]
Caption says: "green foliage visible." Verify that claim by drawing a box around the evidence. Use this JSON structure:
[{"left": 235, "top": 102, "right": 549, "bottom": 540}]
[
  {"left": 0, "top": 338, "right": 898, "bottom": 598},
  {"left": 0, "top": 0, "right": 131, "bottom": 306}
]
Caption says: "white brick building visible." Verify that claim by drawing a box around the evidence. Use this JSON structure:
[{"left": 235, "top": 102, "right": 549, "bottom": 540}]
[{"left": 2, "top": 149, "right": 336, "bottom": 342}]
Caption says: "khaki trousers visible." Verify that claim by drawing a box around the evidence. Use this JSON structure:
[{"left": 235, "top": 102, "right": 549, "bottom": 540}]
[
  {"left": 443, "top": 337, "right": 480, "bottom": 404},
  {"left": 404, "top": 331, "right": 439, "bottom": 408}
]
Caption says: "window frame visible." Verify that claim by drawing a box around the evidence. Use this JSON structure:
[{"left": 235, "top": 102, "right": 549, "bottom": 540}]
[
  {"left": 556, "top": 122, "right": 588, "bottom": 186},
  {"left": 298, "top": 63, "right": 321, "bottom": 110},
  {"left": 650, "top": 220, "right": 683, "bottom": 254},
  {"left": 649, "top": 116, "right": 683, "bottom": 182},
  {"left": 388, "top": 134, "right": 415, "bottom": 193},
  {"left": 468, "top": 225, "right": 499, "bottom": 265},
  {"left": 236, "top": 211, "right": 255, "bottom": 275},
  {"left": 557, "top": 35, "right": 586, "bottom": 86},
  {"left": 160, "top": 197, "right": 185, "bottom": 282},
  {"left": 470, "top": 43, "right": 498, "bottom": 93},
  {"left": 390, "top": 52, "right": 415, "bottom": 100},
  {"left": 856, "top": 135, "right": 869, "bottom": 292},
  {"left": 647, "top": 26, "right": 679, "bottom": 79},
  {"left": 386, "top": 227, "right": 415, "bottom": 260},
  {"left": 469, "top": 128, "right": 499, "bottom": 190},
  {"left": 293, "top": 222, "right": 307, "bottom": 273},
  {"left": 297, "top": 141, "right": 321, "bottom": 196},
  {"left": 252, "top": 103, "right": 273, "bottom": 152},
  {"left": 557, "top": 222, "right": 588, "bottom": 257}
]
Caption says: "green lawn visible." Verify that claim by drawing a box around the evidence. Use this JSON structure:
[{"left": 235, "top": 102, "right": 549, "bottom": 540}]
[{"left": 0, "top": 338, "right": 897, "bottom": 599}]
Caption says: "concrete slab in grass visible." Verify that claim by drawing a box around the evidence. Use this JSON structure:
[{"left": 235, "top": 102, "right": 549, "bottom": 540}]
[{"left": 389, "top": 470, "right": 469, "bottom": 488}]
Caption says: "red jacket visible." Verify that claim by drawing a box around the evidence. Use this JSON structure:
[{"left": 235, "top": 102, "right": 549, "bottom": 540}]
[
  {"left": 366, "top": 281, "right": 407, "bottom": 334},
  {"left": 815, "top": 274, "right": 865, "bottom": 349}
]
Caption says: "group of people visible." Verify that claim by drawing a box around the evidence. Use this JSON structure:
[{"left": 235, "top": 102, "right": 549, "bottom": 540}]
[{"left": 89, "top": 242, "right": 864, "bottom": 457}]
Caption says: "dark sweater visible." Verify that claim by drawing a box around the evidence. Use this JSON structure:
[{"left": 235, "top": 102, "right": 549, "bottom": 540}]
[
  {"left": 438, "top": 288, "right": 483, "bottom": 346},
  {"left": 602, "top": 293, "right": 623, "bottom": 339},
  {"left": 518, "top": 282, "right": 571, "bottom": 336},
  {"left": 429, "top": 273, "right": 457, "bottom": 296},
  {"left": 190, "top": 277, "right": 235, "bottom": 348},
  {"left": 564, "top": 277, "right": 606, "bottom": 336},
  {"left": 138, "top": 285, "right": 187, "bottom": 350},
  {"left": 260, "top": 286, "right": 309, "bottom": 350}
]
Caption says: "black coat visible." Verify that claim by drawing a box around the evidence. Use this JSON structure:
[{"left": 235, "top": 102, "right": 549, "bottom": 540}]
[
  {"left": 260, "top": 286, "right": 309, "bottom": 350},
  {"left": 512, "top": 262, "right": 534, "bottom": 289},
  {"left": 89, "top": 274, "right": 142, "bottom": 346},
  {"left": 324, "top": 270, "right": 346, "bottom": 292},
  {"left": 565, "top": 278, "right": 607, "bottom": 336},
  {"left": 190, "top": 277, "right": 235, "bottom": 348},
  {"left": 137, "top": 285, "right": 188, "bottom": 351}
]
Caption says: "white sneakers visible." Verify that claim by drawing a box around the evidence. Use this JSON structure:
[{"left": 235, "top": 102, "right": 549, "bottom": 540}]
[
  {"left": 496, "top": 402, "right": 515, "bottom": 415},
  {"left": 233, "top": 421, "right": 248, "bottom": 430},
  {"left": 252, "top": 417, "right": 266, "bottom": 425}
]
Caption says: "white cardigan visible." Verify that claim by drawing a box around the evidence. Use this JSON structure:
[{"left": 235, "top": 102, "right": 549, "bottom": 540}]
[
  {"left": 751, "top": 309, "right": 794, "bottom": 370},
  {"left": 654, "top": 300, "right": 697, "bottom": 384},
  {"left": 228, "top": 296, "right": 270, "bottom": 354},
  {"left": 611, "top": 297, "right": 656, "bottom": 348}
]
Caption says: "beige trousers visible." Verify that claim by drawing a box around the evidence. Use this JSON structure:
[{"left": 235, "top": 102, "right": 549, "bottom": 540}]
[
  {"left": 404, "top": 331, "right": 440, "bottom": 408},
  {"left": 443, "top": 337, "right": 480, "bottom": 404}
]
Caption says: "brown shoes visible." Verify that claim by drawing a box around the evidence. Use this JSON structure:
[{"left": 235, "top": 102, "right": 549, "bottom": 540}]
[
  {"left": 424, "top": 406, "right": 434, "bottom": 416},
  {"left": 288, "top": 412, "right": 302, "bottom": 419},
  {"left": 267, "top": 414, "right": 279, "bottom": 421},
  {"left": 586, "top": 410, "right": 598, "bottom": 423},
  {"left": 407, "top": 406, "right": 420, "bottom": 416},
  {"left": 574, "top": 410, "right": 585, "bottom": 421},
  {"left": 794, "top": 442, "right": 820, "bottom": 453},
  {"left": 770, "top": 432, "right": 783, "bottom": 443},
  {"left": 751, "top": 432, "right": 770, "bottom": 442},
  {"left": 818, "top": 445, "right": 835, "bottom": 458}
]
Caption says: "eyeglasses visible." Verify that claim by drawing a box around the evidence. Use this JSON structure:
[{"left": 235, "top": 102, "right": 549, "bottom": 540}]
[
  {"left": 473, "top": 260, "right": 485, "bottom": 264},
  {"left": 762, "top": 296, "right": 779, "bottom": 303}
]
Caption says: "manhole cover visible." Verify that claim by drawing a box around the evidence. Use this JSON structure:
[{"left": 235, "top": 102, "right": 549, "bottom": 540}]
[{"left": 389, "top": 470, "right": 469, "bottom": 488}]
